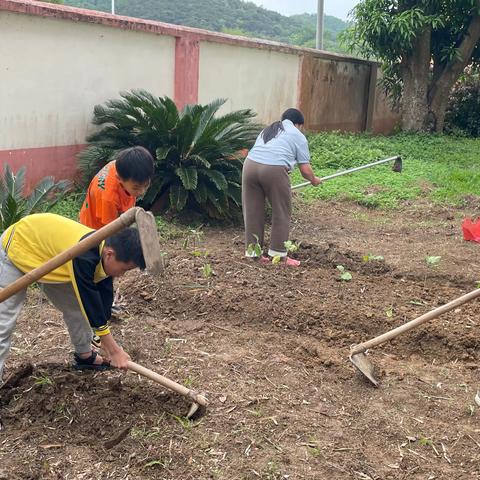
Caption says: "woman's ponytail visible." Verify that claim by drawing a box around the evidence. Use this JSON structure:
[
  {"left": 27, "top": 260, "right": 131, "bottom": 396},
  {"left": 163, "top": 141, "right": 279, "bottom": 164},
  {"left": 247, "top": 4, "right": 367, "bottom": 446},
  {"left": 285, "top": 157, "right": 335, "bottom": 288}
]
[{"left": 261, "top": 108, "right": 305, "bottom": 144}]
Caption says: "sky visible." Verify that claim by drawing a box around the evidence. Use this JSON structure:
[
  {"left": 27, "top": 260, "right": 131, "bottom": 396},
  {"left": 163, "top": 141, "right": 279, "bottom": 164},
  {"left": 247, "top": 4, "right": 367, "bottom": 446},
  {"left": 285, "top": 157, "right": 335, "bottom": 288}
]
[{"left": 248, "top": 0, "right": 359, "bottom": 20}]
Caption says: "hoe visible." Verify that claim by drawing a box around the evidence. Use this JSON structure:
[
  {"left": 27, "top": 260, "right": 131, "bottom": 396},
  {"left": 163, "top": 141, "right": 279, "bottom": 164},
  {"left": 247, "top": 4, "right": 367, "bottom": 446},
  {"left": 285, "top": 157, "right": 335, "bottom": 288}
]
[
  {"left": 291, "top": 155, "right": 402, "bottom": 190},
  {"left": 0, "top": 207, "right": 208, "bottom": 420},
  {"left": 350, "top": 288, "right": 480, "bottom": 386}
]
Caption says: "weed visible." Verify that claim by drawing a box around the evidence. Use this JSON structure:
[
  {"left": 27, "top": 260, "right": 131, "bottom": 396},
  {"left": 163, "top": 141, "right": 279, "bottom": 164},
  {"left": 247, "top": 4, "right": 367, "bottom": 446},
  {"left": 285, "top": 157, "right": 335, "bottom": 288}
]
[
  {"left": 293, "top": 132, "right": 480, "bottom": 209},
  {"left": 171, "top": 414, "right": 192, "bottom": 430},
  {"left": 49, "top": 192, "right": 84, "bottom": 220},
  {"left": 192, "top": 249, "right": 209, "bottom": 257},
  {"left": 202, "top": 263, "right": 213, "bottom": 278},
  {"left": 33, "top": 375, "right": 54, "bottom": 387},
  {"left": 182, "top": 227, "right": 204, "bottom": 250},
  {"left": 362, "top": 254, "right": 384, "bottom": 262},
  {"left": 154, "top": 215, "right": 186, "bottom": 240},
  {"left": 183, "top": 376, "right": 194, "bottom": 388},
  {"left": 385, "top": 307, "right": 394, "bottom": 318},
  {"left": 418, "top": 436, "right": 434, "bottom": 447},
  {"left": 144, "top": 459, "right": 168, "bottom": 468},
  {"left": 336, "top": 265, "right": 352, "bottom": 281},
  {"left": 130, "top": 425, "right": 163, "bottom": 439}
]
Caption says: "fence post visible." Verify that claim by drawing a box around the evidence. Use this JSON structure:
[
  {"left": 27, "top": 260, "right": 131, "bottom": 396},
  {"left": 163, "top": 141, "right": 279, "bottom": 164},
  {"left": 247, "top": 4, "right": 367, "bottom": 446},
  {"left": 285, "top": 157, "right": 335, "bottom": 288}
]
[{"left": 364, "top": 62, "right": 378, "bottom": 132}]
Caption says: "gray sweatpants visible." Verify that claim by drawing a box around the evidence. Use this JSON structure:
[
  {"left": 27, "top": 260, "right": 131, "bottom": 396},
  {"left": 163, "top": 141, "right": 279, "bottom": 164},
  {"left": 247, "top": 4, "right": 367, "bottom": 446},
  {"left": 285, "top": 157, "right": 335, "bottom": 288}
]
[
  {"left": 242, "top": 158, "right": 291, "bottom": 257},
  {"left": 0, "top": 245, "right": 93, "bottom": 380}
]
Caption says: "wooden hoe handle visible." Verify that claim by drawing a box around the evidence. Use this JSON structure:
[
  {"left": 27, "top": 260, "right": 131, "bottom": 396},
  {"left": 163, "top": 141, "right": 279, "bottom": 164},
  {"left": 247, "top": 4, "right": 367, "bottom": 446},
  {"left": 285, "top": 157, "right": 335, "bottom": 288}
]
[
  {"left": 0, "top": 208, "right": 138, "bottom": 303},
  {"left": 127, "top": 361, "right": 208, "bottom": 407},
  {"left": 350, "top": 287, "right": 480, "bottom": 355}
]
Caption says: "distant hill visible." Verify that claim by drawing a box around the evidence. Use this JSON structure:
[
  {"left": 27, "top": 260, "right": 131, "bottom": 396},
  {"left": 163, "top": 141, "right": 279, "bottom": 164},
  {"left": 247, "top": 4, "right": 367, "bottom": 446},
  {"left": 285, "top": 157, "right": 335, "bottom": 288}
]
[{"left": 63, "top": 0, "right": 349, "bottom": 53}]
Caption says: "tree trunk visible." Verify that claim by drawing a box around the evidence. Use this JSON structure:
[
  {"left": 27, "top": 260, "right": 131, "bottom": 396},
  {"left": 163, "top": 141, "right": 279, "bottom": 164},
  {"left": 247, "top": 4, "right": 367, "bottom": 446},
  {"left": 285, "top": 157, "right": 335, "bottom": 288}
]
[
  {"left": 400, "top": 27, "right": 431, "bottom": 131},
  {"left": 427, "top": 12, "right": 480, "bottom": 132},
  {"left": 400, "top": 7, "right": 480, "bottom": 132}
]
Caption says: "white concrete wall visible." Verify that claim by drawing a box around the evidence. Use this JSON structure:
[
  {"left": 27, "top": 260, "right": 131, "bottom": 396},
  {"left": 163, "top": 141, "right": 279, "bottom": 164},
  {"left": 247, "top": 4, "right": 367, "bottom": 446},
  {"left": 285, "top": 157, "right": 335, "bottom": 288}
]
[
  {"left": 0, "top": 11, "right": 175, "bottom": 150},
  {"left": 198, "top": 42, "right": 299, "bottom": 123}
]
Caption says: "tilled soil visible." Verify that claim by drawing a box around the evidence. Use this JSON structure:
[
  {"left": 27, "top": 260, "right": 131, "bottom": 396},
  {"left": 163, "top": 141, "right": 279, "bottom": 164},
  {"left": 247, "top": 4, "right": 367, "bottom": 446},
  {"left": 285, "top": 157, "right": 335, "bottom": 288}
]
[{"left": 1, "top": 200, "right": 479, "bottom": 480}]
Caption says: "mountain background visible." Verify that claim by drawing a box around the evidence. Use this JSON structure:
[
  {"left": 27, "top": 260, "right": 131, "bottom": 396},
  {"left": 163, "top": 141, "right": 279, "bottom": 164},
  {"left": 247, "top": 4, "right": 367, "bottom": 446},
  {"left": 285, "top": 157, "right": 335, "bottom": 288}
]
[{"left": 63, "top": 0, "right": 349, "bottom": 53}]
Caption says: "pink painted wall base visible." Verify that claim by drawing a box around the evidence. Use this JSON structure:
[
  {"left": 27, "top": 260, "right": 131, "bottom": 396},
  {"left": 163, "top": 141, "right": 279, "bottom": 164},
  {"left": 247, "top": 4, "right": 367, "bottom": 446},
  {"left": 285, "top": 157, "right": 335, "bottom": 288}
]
[{"left": 0, "top": 144, "right": 85, "bottom": 192}]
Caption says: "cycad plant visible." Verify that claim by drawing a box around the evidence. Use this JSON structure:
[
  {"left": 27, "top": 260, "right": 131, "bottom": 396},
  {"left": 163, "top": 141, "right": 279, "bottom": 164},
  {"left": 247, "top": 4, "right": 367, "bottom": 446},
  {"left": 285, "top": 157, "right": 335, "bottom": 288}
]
[
  {"left": 78, "top": 90, "right": 261, "bottom": 219},
  {"left": 0, "top": 164, "right": 70, "bottom": 232}
]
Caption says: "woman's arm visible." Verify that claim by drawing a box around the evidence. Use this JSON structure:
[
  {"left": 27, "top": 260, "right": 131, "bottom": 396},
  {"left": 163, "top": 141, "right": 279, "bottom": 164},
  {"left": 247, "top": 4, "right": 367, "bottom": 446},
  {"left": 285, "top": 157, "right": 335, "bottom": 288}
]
[{"left": 298, "top": 163, "right": 322, "bottom": 186}]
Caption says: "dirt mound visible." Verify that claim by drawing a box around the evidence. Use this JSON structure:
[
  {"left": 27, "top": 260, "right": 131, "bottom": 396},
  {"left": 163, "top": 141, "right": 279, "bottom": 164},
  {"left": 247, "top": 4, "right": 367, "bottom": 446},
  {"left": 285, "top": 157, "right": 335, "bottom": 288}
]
[
  {"left": 2, "top": 201, "right": 480, "bottom": 479},
  {"left": 297, "top": 241, "right": 392, "bottom": 275}
]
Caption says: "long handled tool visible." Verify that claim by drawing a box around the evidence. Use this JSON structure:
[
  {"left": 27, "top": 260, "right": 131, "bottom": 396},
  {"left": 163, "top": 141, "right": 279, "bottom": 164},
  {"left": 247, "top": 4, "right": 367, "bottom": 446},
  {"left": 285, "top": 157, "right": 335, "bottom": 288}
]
[
  {"left": 0, "top": 207, "right": 164, "bottom": 302},
  {"left": 291, "top": 155, "right": 402, "bottom": 191},
  {"left": 350, "top": 288, "right": 480, "bottom": 386},
  {"left": 127, "top": 361, "right": 208, "bottom": 420},
  {"left": 0, "top": 208, "right": 209, "bottom": 418}
]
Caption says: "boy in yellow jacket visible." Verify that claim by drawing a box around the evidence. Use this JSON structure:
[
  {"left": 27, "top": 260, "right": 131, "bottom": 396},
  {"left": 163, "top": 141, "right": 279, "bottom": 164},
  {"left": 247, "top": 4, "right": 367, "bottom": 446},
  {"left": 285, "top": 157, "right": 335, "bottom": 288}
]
[{"left": 0, "top": 213, "right": 144, "bottom": 379}]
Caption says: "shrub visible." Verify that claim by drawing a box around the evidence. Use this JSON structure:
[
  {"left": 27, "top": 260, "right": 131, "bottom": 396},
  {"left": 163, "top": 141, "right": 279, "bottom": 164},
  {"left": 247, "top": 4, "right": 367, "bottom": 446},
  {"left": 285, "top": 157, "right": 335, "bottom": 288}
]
[
  {"left": 445, "top": 75, "right": 480, "bottom": 137},
  {"left": 78, "top": 90, "right": 261, "bottom": 219},
  {"left": 0, "top": 164, "right": 70, "bottom": 232}
]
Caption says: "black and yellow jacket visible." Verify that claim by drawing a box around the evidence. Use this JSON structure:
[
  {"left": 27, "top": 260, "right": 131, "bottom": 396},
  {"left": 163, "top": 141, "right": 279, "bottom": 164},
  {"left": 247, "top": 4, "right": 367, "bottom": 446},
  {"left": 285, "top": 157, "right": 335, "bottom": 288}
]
[{"left": 2, "top": 213, "right": 113, "bottom": 337}]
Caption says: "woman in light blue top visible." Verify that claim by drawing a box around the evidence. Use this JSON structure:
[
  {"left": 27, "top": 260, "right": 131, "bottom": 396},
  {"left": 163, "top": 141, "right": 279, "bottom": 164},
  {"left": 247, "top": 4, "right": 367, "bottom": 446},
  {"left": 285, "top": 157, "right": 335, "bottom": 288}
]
[{"left": 242, "top": 108, "right": 321, "bottom": 266}]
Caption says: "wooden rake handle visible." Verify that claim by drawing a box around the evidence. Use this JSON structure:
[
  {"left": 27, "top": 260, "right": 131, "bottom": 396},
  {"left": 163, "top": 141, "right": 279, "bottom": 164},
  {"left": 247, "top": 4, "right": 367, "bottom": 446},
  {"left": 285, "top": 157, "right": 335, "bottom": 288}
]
[
  {"left": 127, "top": 361, "right": 208, "bottom": 407},
  {"left": 0, "top": 208, "right": 139, "bottom": 303},
  {"left": 350, "top": 287, "right": 480, "bottom": 355}
]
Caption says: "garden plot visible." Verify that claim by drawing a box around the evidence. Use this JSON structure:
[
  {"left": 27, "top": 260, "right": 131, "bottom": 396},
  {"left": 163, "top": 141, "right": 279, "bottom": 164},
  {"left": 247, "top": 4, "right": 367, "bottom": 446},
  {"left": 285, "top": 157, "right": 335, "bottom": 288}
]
[{"left": 1, "top": 201, "right": 479, "bottom": 480}]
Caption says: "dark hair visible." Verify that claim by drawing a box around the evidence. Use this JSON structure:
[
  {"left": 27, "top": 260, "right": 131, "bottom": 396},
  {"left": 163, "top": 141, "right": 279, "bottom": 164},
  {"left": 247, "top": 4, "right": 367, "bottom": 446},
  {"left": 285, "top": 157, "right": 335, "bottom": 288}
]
[
  {"left": 115, "top": 146, "right": 154, "bottom": 183},
  {"left": 261, "top": 108, "right": 305, "bottom": 143},
  {"left": 105, "top": 227, "right": 146, "bottom": 270}
]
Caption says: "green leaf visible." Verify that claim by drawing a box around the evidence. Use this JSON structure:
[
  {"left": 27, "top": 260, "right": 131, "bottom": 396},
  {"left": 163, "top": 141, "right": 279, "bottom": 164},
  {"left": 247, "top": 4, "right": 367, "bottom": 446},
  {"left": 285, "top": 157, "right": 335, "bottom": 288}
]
[
  {"left": 336, "top": 265, "right": 345, "bottom": 273},
  {"left": 426, "top": 256, "right": 441, "bottom": 266},
  {"left": 340, "top": 271, "right": 352, "bottom": 281},
  {"left": 175, "top": 167, "right": 198, "bottom": 190},
  {"left": 202, "top": 170, "right": 228, "bottom": 191},
  {"left": 272, "top": 255, "right": 281, "bottom": 264},
  {"left": 79, "top": 90, "right": 260, "bottom": 219},
  {"left": 169, "top": 184, "right": 189, "bottom": 211}
]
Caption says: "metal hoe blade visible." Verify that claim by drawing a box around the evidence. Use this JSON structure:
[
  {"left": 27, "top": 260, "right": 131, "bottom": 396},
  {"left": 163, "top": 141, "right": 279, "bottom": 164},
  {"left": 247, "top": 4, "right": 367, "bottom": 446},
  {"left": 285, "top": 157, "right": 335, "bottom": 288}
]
[
  {"left": 186, "top": 398, "right": 208, "bottom": 420},
  {"left": 392, "top": 156, "right": 403, "bottom": 173},
  {"left": 135, "top": 209, "right": 166, "bottom": 275},
  {"left": 349, "top": 352, "right": 378, "bottom": 387}
]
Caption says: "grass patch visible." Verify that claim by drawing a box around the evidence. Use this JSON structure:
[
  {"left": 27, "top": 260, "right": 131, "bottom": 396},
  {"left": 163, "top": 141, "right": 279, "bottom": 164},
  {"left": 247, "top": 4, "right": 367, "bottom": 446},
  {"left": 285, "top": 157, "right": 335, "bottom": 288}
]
[
  {"left": 49, "top": 192, "right": 84, "bottom": 220},
  {"left": 291, "top": 132, "right": 480, "bottom": 208}
]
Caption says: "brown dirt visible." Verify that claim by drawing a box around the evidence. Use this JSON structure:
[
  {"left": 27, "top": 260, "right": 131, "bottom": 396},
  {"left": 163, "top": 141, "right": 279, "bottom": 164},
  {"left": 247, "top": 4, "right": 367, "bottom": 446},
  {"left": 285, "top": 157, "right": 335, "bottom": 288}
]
[{"left": 1, "top": 200, "right": 480, "bottom": 479}]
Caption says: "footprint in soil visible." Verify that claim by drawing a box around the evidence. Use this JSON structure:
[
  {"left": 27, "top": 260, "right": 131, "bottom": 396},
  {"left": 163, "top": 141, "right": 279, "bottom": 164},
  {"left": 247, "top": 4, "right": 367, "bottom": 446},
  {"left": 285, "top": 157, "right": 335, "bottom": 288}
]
[{"left": 294, "top": 241, "right": 391, "bottom": 275}]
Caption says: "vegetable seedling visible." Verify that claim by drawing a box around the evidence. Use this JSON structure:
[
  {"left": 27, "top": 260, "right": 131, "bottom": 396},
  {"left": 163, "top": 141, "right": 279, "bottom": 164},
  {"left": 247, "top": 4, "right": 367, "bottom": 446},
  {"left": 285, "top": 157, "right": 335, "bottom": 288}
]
[
  {"left": 246, "top": 234, "right": 262, "bottom": 257},
  {"left": 426, "top": 255, "right": 441, "bottom": 266},
  {"left": 336, "top": 265, "right": 352, "bottom": 281}
]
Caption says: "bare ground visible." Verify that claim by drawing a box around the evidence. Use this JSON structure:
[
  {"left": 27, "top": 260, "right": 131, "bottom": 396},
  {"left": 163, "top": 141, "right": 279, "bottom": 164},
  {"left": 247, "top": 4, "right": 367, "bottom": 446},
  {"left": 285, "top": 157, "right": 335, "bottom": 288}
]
[{"left": 1, "top": 200, "right": 480, "bottom": 480}]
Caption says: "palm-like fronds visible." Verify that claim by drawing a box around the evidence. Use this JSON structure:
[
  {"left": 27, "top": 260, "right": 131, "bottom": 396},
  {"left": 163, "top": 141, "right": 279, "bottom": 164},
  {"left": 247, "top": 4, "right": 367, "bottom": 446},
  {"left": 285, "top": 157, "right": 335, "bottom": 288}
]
[
  {"left": 0, "top": 165, "right": 71, "bottom": 233},
  {"left": 78, "top": 90, "right": 261, "bottom": 219}
]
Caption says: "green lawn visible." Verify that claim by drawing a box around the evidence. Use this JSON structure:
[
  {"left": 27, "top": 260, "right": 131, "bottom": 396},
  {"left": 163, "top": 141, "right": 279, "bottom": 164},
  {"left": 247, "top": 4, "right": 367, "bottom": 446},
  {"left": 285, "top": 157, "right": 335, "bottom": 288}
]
[{"left": 291, "top": 132, "right": 480, "bottom": 208}]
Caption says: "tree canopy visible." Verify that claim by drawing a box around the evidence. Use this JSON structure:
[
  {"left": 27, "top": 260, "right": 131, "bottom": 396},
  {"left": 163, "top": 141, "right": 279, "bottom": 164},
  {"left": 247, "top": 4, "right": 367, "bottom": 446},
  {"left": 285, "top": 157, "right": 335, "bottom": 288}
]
[{"left": 343, "top": 0, "right": 480, "bottom": 132}]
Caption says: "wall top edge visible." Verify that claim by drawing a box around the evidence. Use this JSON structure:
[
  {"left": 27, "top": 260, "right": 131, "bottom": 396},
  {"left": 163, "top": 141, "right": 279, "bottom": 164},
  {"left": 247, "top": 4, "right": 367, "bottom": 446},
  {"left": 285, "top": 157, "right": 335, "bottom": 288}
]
[{"left": 0, "top": 0, "right": 375, "bottom": 65}]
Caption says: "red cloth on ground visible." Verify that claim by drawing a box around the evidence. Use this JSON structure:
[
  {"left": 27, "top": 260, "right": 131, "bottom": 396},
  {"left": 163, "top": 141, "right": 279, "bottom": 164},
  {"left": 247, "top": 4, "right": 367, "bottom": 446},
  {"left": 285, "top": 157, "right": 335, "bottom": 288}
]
[{"left": 462, "top": 218, "right": 480, "bottom": 242}]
